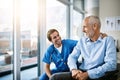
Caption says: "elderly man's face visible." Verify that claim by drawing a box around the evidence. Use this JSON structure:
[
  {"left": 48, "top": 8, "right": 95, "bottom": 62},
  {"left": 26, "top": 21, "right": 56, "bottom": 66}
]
[{"left": 82, "top": 20, "right": 95, "bottom": 38}]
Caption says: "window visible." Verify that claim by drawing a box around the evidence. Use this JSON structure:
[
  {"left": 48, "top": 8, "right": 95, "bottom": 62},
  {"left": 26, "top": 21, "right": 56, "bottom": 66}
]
[
  {"left": 0, "top": 0, "right": 13, "bottom": 79},
  {"left": 72, "top": 10, "right": 83, "bottom": 40},
  {"left": 46, "top": 0, "right": 67, "bottom": 39},
  {"left": 20, "top": 0, "right": 38, "bottom": 79}
]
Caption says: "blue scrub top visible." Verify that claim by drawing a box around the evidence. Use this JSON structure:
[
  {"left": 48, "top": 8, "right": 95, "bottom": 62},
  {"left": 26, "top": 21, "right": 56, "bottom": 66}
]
[{"left": 42, "top": 39, "right": 77, "bottom": 71}]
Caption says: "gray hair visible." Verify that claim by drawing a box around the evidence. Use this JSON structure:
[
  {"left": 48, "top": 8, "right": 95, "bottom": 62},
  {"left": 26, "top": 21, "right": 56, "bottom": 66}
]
[{"left": 86, "top": 15, "right": 101, "bottom": 28}]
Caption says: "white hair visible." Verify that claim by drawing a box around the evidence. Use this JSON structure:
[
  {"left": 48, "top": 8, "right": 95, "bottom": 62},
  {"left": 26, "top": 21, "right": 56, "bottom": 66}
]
[{"left": 87, "top": 15, "right": 101, "bottom": 28}]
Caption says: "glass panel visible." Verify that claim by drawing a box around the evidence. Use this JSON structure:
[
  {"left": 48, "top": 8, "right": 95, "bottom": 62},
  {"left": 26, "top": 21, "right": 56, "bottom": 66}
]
[
  {"left": 20, "top": 0, "right": 38, "bottom": 79},
  {"left": 72, "top": 10, "right": 83, "bottom": 40},
  {"left": 46, "top": 0, "right": 67, "bottom": 39},
  {"left": 46, "top": 0, "right": 67, "bottom": 69},
  {"left": 0, "top": 0, "right": 13, "bottom": 80}
]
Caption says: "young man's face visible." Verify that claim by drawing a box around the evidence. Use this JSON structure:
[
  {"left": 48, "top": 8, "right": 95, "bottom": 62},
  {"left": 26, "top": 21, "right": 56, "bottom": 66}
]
[{"left": 50, "top": 31, "right": 62, "bottom": 46}]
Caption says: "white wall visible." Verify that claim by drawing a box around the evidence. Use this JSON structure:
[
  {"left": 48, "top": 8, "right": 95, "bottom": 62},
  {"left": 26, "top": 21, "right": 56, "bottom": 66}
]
[{"left": 99, "top": 0, "right": 120, "bottom": 52}]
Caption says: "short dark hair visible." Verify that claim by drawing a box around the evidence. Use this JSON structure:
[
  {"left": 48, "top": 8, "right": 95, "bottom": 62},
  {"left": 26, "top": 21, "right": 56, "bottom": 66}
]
[{"left": 47, "top": 29, "right": 59, "bottom": 41}]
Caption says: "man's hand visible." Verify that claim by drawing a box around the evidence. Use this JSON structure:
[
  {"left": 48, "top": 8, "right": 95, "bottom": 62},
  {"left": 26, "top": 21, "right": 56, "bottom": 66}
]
[
  {"left": 76, "top": 72, "right": 88, "bottom": 80},
  {"left": 71, "top": 69, "right": 83, "bottom": 79},
  {"left": 100, "top": 33, "right": 107, "bottom": 38}
]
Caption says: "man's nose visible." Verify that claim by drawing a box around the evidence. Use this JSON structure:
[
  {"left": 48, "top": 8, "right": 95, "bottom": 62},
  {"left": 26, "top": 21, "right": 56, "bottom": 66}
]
[
  {"left": 82, "top": 28, "right": 85, "bottom": 32},
  {"left": 56, "top": 36, "right": 60, "bottom": 39}
]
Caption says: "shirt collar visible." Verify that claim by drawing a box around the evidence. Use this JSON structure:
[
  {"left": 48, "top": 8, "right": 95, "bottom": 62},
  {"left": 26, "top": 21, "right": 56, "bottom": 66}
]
[{"left": 86, "top": 35, "right": 103, "bottom": 42}]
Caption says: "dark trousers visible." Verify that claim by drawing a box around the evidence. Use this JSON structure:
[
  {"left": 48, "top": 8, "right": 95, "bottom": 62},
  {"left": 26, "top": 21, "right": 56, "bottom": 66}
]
[
  {"left": 39, "top": 69, "right": 69, "bottom": 80},
  {"left": 49, "top": 70, "right": 118, "bottom": 80},
  {"left": 49, "top": 72, "right": 74, "bottom": 80}
]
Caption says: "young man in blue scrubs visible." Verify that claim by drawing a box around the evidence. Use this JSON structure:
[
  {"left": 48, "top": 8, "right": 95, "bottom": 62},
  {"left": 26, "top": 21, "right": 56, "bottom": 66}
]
[{"left": 39, "top": 29, "right": 78, "bottom": 80}]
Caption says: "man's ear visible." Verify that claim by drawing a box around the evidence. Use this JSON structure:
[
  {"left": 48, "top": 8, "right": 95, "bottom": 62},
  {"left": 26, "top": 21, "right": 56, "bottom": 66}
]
[{"left": 93, "top": 23, "right": 98, "bottom": 30}]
